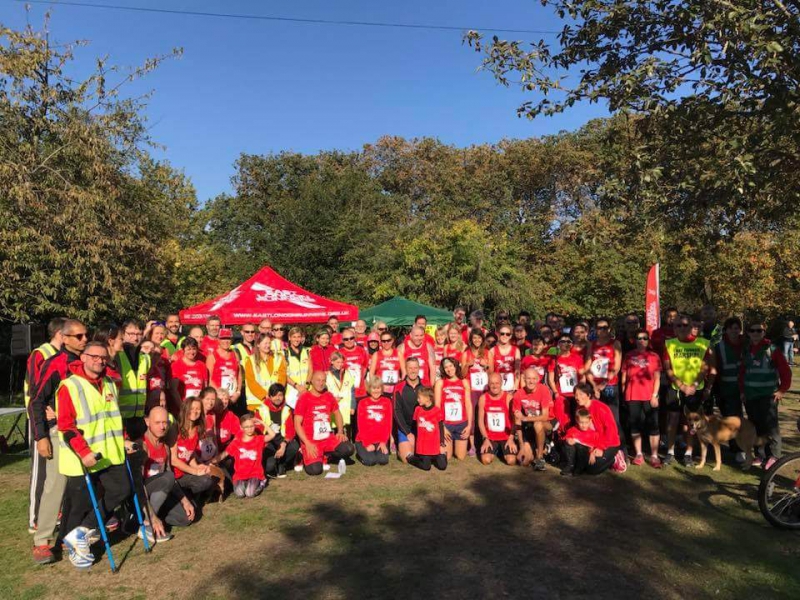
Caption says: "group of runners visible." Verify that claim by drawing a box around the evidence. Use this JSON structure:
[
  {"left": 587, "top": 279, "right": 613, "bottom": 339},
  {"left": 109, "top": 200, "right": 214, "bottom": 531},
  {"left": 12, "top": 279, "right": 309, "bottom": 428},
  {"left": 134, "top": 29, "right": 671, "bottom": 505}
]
[{"left": 24, "top": 305, "right": 793, "bottom": 569}]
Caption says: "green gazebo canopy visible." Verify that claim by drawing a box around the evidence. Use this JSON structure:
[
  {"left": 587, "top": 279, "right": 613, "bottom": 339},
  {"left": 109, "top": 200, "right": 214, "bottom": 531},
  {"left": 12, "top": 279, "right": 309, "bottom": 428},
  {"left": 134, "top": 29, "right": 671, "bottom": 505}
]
[{"left": 359, "top": 296, "right": 453, "bottom": 327}]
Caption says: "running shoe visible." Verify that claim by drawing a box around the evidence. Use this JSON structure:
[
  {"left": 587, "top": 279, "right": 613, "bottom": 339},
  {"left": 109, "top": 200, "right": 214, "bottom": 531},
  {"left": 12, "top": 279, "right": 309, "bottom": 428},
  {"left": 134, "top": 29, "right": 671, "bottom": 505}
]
[
  {"left": 764, "top": 456, "right": 777, "bottom": 470},
  {"left": 85, "top": 528, "right": 101, "bottom": 546},
  {"left": 322, "top": 463, "right": 331, "bottom": 472},
  {"left": 63, "top": 527, "right": 92, "bottom": 559},
  {"left": 293, "top": 464, "right": 303, "bottom": 472},
  {"left": 105, "top": 516, "right": 120, "bottom": 533},
  {"left": 137, "top": 525, "right": 155, "bottom": 545},
  {"left": 752, "top": 455, "right": 763, "bottom": 468},
  {"left": 649, "top": 456, "right": 662, "bottom": 469},
  {"left": 662, "top": 453, "right": 675, "bottom": 466},
  {"left": 277, "top": 464, "right": 287, "bottom": 479},
  {"left": 32, "top": 545, "right": 55, "bottom": 565},
  {"left": 735, "top": 451, "right": 746, "bottom": 464},
  {"left": 683, "top": 454, "right": 694, "bottom": 468},
  {"left": 65, "top": 545, "right": 94, "bottom": 570},
  {"left": 632, "top": 454, "right": 644, "bottom": 466},
  {"left": 534, "top": 458, "right": 546, "bottom": 471},
  {"left": 612, "top": 450, "right": 628, "bottom": 473},
  {"left": 559, "top": 466, "right": 574, "bottom": 477}
]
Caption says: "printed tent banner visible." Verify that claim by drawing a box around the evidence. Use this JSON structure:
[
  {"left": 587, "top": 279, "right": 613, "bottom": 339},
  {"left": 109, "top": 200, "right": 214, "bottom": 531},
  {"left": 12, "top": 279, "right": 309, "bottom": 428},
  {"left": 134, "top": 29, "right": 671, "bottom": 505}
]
[
  {"left": 359, "top": 296, "right": 453, "bottom": 327},
  {"left": 180, "top": 267, "right": 358, "bottom": 325}
]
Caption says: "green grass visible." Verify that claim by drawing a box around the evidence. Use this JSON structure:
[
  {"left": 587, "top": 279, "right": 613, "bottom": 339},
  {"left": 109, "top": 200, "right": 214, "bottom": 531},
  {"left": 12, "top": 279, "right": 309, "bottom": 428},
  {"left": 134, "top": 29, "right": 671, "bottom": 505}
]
[{"left": 2, "top": 370, "right": 800, "bottom": 599}]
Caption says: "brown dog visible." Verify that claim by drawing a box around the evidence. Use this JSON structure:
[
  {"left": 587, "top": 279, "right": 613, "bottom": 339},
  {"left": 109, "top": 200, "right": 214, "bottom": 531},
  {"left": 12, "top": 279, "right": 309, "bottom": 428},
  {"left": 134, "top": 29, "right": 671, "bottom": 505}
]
[{"left": 684, "top": 408, "right": 760, "bottom": 471}]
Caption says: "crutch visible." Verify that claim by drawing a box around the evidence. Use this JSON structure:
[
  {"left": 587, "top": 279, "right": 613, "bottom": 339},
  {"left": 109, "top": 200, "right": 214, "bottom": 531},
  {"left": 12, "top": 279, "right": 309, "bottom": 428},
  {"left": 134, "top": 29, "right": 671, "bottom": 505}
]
[
  {"left": 124, "top": 454, "right": 152, "bottom": 552},
  {"left": 78, "top": 452, "right": 118, "bottom": 573}
]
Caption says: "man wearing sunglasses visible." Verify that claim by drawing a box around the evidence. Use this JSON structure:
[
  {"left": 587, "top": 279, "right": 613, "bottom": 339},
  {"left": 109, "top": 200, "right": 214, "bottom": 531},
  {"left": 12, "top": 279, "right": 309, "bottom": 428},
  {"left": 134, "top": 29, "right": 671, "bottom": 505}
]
[
  {"left": 233, "top": 323, "right": 257, "bottom": 367},
  {"left": 339, "top": 327, "right": 370, "bottom": 406},
  {"left": 739, "top": 320, "right": 792, "bottom": 469},
  {"left": 662, "top": 314, "right": 713, "bottom": 467},
  {"left": 28, "top": 318, "right": 88, "bottom": 565}
]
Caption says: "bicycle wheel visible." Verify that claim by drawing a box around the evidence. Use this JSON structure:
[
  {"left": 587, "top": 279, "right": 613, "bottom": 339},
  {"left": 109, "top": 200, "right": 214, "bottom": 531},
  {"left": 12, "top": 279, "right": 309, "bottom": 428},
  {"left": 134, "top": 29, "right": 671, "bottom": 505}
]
[{"left": 758, "top": 452, "right": 800, "bottom": 529}]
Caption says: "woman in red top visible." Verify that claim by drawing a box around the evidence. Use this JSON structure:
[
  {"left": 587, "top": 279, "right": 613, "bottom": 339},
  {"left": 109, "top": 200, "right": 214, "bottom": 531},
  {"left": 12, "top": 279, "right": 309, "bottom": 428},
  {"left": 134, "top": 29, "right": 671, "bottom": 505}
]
[
  {"left": 206, "top": 330, "right": 242, "bottom": 409},
  {"left": 171, "top": 398, "right": 217, "bottom": 498},
  {"left": 434, "top": 358, "right": 472, "bottom": 461},
  {"left": 170, "top": 338, "right": 208, "bottom": 405},
  {"left": 433, "top": 326, "right": 448, "bottom": 375},
  {"left": 620, "top": 330, "right": 662, "bottom": 468},
  {"left": 444, "top": 323, "right": 465, "bottom": 365},
  {"left": 310, "top": 329, "right": 334, "bottom": 372},
  {"left": 559, "top": 384, "right": 620, "bottom": 476},
  {"left": 369, "top": 331, "right": 401, "bottom": 395},
  {"left": 355, "top": 378, "right": 393, "bottom": 466},
  {"left": 140, "top": 339, "right": 173, "bottom": 416},
  {"left": 477, "top": 374, "right": 517, "bottom": 466},
  {"left": 585, "top": 318, "right": 623, "bottom": 444},
  {"left": 548, "top": 334, "right": 586, "bottom": 426},
  {"left": 198, "top": 388, "right": 221, "bottom": 466},
  {"left": 489, "top": 325, "right": 521, "bottom": 392},
  {"left": 461, "top": 328, "right": 490, "bottom": 455}
]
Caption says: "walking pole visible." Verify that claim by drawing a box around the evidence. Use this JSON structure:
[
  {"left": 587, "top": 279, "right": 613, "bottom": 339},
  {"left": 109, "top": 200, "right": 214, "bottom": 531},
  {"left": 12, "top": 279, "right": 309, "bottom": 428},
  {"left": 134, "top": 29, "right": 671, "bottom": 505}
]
[
  {"left": 124, "top": 455, "right": 152, "bottom": 552},
  {"left": 79, "top": 452, "right": 118, "bottom": 573}
]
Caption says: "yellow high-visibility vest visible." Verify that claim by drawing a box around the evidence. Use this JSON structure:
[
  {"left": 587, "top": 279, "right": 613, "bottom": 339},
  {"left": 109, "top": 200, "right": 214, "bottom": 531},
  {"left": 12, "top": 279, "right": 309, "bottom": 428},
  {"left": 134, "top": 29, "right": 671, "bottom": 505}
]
[{"left": 117, "top": 350, "right": 151, "bottom": 419}]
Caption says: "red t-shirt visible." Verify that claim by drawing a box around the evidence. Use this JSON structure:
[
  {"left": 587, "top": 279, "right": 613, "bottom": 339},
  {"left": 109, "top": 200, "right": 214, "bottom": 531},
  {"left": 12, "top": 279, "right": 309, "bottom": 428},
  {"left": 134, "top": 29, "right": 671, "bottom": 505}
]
[
  {"left": 403, "top": 340, "right": 432, "bottom": 386},
  {"left": 588, "top": 341, "right": 619, "bottom": 385},
  {"left": 622, "top": 350, "right": 662, "bottom": 401},
  {"left": 551, "top": 353, "right": 584, "bottom": 397},
  {"left": 339, "top": 345, "right": 370, "bottom": 396},
  {"left": 511, "top": 385, "right": 552, "bottom": 418},
  {"left": 520, "top": 352, "right": 551, "bottom": 383},
  {"left": 216, "top": 409, "right": 242, "bottom": 449},
  {"left": 295, "top": 390, "right": 338, "bottom": 444},
  {"left": 209, "top": 348, "right": 239, "bottom": 391},
  {"left": 355, "top": 396, "right": 393, "bottom": 446},
  {"left": 440, "top": 378, "right": 468, "bottom": 424},
  {"left": 143, "top": 434, "right": 168, "bottom": 479},
  {"left": 173, "top": 431, "right": 199, "bottom": 479},
  {"left": 226, "top": 433, "right": 265, "bottom": 481},
  {"left": 565, "top": 426, "right": 600, "bottom": 448},
  {"left": 171, "top": 359, "right": 208, "bottom": 401},
  {"left": 330, "top": 332, "right": 343, "bottom": 348},
  {"left": 483, "top": 392, "right": 512, "bottom": 441},
  {"left": 200, "top": 336, "right": 219, "bottom": 358},
  {"left": 413, "top": 404, "right": 443, "bottom": 456},
  {"left": 443, "top": 344, "right": 464, "bottom": 366},
  {"left": 310, "top": 344, "right": 334, "bottom": 372}
]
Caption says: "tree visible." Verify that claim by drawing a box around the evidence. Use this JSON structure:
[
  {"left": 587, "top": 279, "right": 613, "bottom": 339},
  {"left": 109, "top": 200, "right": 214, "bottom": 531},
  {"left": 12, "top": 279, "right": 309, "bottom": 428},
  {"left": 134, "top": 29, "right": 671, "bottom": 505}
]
[{"left": 0, "top": 20, "right": 193, "bottom": 323}]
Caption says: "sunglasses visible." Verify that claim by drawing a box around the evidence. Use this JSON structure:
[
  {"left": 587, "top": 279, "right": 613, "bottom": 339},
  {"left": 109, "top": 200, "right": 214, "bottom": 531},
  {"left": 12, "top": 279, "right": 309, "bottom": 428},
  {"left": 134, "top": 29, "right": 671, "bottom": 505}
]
[
  {"left": 272, "top": 327, "right": 284, "bottom": 332},
  {"left": 749, "top": 328, "right": 765, "bottom": 333},
  {"left": 381, "top": 339, "right": 393, "bottom": 343},
  {"left": 377, "top": 327, "right": 387, "bottom": 331},
  {"left": 65, "top": 333, "right": 88, "bottom": 340},
  {"left": 676, "top": 323, "right": 690, "bottom": 328},
  {"left": 342, "top": 336, "right": 355, "bottom": 341},
  {"left": 596, "top": 325, "right": 609, "bottom": 330},
  {"left": 499, "top": 332, "right": 512, "bottom": 337},
  {"left": 242, "top": 329, "right": 256, "bottom": 334},
  {"left": 636, "top": 336, "right": 649, "bottom": 341}
]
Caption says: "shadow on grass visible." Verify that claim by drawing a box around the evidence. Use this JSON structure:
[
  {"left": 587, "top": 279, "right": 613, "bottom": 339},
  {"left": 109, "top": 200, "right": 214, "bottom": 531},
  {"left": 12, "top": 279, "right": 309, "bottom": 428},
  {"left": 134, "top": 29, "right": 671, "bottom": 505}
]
[{"left": 189, "top": 466, "right": 800, "bottom": 600}]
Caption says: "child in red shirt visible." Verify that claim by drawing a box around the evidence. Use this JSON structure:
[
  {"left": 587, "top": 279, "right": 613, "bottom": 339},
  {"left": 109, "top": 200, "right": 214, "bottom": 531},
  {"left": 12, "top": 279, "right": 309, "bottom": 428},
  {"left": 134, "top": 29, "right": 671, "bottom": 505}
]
[
  {"left": 408, "top": 386, "right": 447, "bottom": 471},
  {"left": 215, "top": 412, "right": 277, "bottom": 498},
  {"left": 564, "top": 409, "right": 600, "bottom": 451},
  {"left": 355, "top": 379, "right": 393, "bottom": 466}
]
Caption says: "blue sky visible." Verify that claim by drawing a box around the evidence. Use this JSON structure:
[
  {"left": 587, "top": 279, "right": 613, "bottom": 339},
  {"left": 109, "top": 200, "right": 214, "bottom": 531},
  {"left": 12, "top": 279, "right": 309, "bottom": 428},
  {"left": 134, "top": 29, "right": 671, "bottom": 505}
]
[{"left": 2, "top": 1, "right": 609, "bottom": 202}]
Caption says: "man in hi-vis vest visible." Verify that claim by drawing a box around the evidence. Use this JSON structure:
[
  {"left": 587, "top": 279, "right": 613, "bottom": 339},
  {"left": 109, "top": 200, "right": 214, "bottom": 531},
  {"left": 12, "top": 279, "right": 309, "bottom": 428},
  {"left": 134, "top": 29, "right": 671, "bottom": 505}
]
[{"left": 57, "top": 341, "right": 132, "bottom": 570}]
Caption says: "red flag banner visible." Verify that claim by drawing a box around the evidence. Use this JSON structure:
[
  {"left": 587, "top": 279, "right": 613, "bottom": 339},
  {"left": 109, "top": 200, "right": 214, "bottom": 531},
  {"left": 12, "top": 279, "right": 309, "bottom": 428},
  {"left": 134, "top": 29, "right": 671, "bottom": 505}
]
[{"left": 645, "top": 264, "right": 660, "bottom": 334}]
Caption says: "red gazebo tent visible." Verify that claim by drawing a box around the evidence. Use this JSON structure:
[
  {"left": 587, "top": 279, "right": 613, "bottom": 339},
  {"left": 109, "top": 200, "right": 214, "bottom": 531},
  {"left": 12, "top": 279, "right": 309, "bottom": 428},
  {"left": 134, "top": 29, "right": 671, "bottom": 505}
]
[{"left": 179, "top": 267, "right": 358, "bottom": 325}]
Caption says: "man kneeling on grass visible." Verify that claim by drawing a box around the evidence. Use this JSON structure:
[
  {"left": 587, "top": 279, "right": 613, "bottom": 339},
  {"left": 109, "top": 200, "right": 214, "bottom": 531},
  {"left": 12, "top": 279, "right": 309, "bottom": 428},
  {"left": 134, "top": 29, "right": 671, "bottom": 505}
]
[{"left": 294, "top": 371, "right": 355, "bottom": 475}]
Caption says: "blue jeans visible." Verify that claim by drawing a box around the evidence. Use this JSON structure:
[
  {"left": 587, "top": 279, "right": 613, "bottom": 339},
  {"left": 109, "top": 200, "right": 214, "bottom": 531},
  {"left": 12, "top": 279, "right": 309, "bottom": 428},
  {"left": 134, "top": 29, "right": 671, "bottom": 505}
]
[{"left": 782, "top": 340, "right": 795, "bottom": 365}]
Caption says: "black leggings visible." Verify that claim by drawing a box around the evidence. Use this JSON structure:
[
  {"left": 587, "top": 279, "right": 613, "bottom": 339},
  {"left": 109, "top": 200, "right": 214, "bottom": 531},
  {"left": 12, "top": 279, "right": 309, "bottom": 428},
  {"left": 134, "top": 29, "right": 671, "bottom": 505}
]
[
  {"left": 304, "top": 441, "right": 355, "bottom": 476},
  {"left": 355, "top": 442, "right": 390, "bottom": 467},
  {"left": 561, "top": 444, "right": 617, "bottom": 475},
  {"left": 62, "top": 464, "right": 131, "bottom": 534},
  {"left": 408, "top": 453, "right": 447, "bottom": 471},
  {"left": 145, "top": 471, "right": 191, "bottom": 527},
  {"left": 627, "top": 402, "right": 659, "bottom": 436}
]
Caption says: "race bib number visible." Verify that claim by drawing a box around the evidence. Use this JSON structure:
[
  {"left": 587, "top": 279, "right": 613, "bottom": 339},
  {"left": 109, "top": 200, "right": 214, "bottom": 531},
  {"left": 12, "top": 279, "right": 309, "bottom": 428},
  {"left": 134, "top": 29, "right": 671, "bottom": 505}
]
[
  {"left": 501, "top": 372, "right": 515, "bottom": 391},
  {"left": 199, "top": 436, "right": 217, "bottom": 462},
  {"left": 348, "top": 365, "right": 362, "bottom": 388},
  {"left": 591, "top": 357, "right": 609, "bottom": 379},
  {"left": 313, "top": 419, "right": 331, "bottom": 441},
  {"left": 559, "top": 372, "right": 576, "bottom": 393},
  {"left": 470, "top": 371, "right": 487, "bottom": 390},
  {"left": 220, "top": 374, "right": 236, "bottom": 394},
  {"left": 487, "top": 412, "right": 505, "bottom": 433},
  {"left": 382, "top": 369, "right": 399, "bottom": 384},
  {"left": 445, "top": 401, "right": 463, "bottom": 422},
  {"left": 185, "top": 388, "right": 201, "bottom": 399}
]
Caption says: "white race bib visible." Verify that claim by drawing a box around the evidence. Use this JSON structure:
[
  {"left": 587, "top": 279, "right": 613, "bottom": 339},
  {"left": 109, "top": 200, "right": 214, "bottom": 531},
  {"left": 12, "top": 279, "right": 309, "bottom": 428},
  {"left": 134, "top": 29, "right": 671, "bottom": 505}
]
[
  {"left": 501, "top": 372, "right": 516, "bottom": 391},
  {"left": 348, "top": 365, "right": 362, "bottom": 388},
  {"left": 470, "top": 371, "right": 488, "bottom": 390},
  {"left": 487, "top": 412, "right": 506, "bottom": 433},
  {"left": 220, "top": 374, "right": 236, "bottom": 393},
  {"left": 445, "top": 401, "right": 463, "bottom": 422},
  {"left": 559, "top": 373, "right": 576, "bottom": 393},
  {"left": 591, "top": 357, "right": 609, "bottom": 379},
  {"left": 198, "top": 436, "right": 217, "bottom": 462},
  {"left": 185, "top": 388, "right": 200, "bottom": 399},
  {"left": 382, "top": 369, "right": 399, "bottom": 384},
  {"left": 313, "top": 419, "right": 331, "bottom": 441}
]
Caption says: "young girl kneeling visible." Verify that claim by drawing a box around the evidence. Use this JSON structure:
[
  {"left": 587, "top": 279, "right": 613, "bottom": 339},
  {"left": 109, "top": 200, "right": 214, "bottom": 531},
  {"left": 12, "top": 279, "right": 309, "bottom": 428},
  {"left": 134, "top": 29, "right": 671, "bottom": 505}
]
[
  {"left": 215, "top": 412, "right": 277, "bottom": 498},
  {"left": 408, "top": 387, "right": 447, "bottom": 471}
]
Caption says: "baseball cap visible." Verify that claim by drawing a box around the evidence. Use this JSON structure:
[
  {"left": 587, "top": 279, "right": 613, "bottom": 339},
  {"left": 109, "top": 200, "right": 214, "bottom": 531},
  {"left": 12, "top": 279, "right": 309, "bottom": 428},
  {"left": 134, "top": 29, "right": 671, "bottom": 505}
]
[
  {"left": 219, "top": 328, "right": 233, "bottom": 339},
  {"left": 367, "top": 332, "right": 380, "bottom": 342}
]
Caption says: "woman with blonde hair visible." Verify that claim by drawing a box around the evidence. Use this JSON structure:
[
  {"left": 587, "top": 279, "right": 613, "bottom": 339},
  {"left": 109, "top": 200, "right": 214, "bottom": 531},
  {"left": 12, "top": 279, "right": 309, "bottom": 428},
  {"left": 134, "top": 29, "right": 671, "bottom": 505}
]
[{"left": 244, "top": 334, "right": 287, "bottom": 413}]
